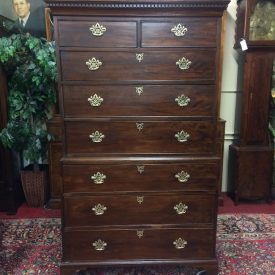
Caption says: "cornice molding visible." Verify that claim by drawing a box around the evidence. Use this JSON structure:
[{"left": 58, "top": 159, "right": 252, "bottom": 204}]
[{"left": 45, "top": 1, "right": 229, "bottom": 9}]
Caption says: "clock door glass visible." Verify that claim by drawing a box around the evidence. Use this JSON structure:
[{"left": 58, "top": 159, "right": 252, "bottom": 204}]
[{"left": 249, "top": 0, "right": 275, "bottom": 40}]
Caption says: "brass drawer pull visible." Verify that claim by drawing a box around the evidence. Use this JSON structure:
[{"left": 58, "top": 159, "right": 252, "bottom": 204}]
[
  {"left": 175, "top": 171, "right": 190, "bottom": 183},
  {"left": 91, "top": 172, "right": 106, "bottom": 184},
  {"left": 171, "top": 23, "right": 188, "bottom": 37},
  {"left": 89, "top": 131, "right": 105, "bottom": 143},
  {"left": 136, "top": 86, "right": 144, "bottom": 95},
  {"left": 173, "top": 238, "right": 187, "bottom": 249},
  {"left": 137, "top": 165, "right": 145, "bottom": 174},
  {"left": 175, "top": 130, "right": 190, "bottom": 143},
  {"left": 86, "top": 57, "right": 102, "bottom": 70},
  {"left": 136, "top": 123, "right": 144, "bottom": 131},
  {"left": 137, "top": 196, "right": 144, "bottom": 204},
  {"left": 176, "top": 57, "right": 192, "bottom": 70},
  {"left": 90, "top": 23, "right": 107, "bottom": 36},
  {"left": 92, "top": 239, "right": 107, "bottom": 251},
  {"left": 175, "top": 94, "right": 191, "bottom": 107},
  {"left": 92, "top": 203, "right": 107, "bottom": 215},
  {"left": 88, "top": 94, "right": 103, "bottom": 107},
  {"left": 136, "top": 53, "right": 144, "bottom": 63},
  {"left": 174, "top": 202, "right": 188, "bottom": 215}
]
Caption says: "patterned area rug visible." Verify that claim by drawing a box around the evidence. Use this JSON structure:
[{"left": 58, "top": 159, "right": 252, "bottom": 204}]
[
  {"left": 216, "top": 214, "right": 275, "bottom": 275},
  {"left": 0, "top": 214, "right": 274, "bottom": 274}
]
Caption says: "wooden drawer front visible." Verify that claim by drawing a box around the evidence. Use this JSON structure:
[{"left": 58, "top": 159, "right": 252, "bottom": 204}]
[
  {"left": 63, "top": 193, "right": 216, "bottom": 226},
  {"left": 65, "top": 120, "right": 216, "bottom": 154},
  {"left": 60, "top": 49, "right": 216, "bottom": 82},
  {"left": 63, "top": 85, "right": 215, "bottom": 118},
  {"left": 58, "top": 20, "right": 137, "bottom": 47},
  {"left": 141, "top": 18, "right": 218, "bottom": 47},
  {"left": 63, "top": 162, "right": 218, "bottom": 193},
  {"left": 63, "top": 228, "right": 215, "bottom": 261}
]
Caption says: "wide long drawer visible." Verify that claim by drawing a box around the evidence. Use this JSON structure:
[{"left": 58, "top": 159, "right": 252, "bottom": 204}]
[
  {"left": 63, "top": 193, "right": 216, "bottom": 226},
  {"left": 63, "top": 227, "right": 215, "bottom": 261},
  {"left": 60, "top": 49, "right": 216, "bottom": 82},
  {"left": 62, "top": 84, "right": 215, "bottom": 118},
  {"left": 63, "top": 162, "right": 219, "bottom": 193},
  {"left": 64, "top": 120, "right": 216, "bottom": 154}
]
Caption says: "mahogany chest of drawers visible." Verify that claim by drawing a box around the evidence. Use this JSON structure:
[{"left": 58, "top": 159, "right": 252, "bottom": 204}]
[{"left": 46, "top": 1, "right": 229, "bottom": 274}]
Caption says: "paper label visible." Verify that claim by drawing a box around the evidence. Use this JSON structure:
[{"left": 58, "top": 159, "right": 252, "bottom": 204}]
[{"left": 240, "top": 39, "right": 248, "bottom": 51}]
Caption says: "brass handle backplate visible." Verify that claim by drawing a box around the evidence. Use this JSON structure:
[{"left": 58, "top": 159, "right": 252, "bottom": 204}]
[
  {"left": 89, "top": 131, "right": 105, "bottom": 143},
  {"left": 92, "top": 239, "right": 107, "bottom": 251},
  {"left": 171, "top": 23, "right": 188, "bottom": 37},
  {"left": 86, "top": 57, "right": 102, "bottom": 70},
  {"left": 175, "top": 171, "right": 190, "bottom": 183},
  {"left": 175, "top": 130, "right": 190, "bottom": 143},
  {"left": 88, "top": 94, "right": 103, "bottom": 107},
  {"left": 173, "top": 238, "right": 187, "bottom": 249},
  {"left": 91, "top": 172, "right": 106, "bottom": 184},
  {"left": 175, "top": 94, "right": 191, "bottom": 107},
  {"left": 176, "top": 57, "right": 192, "bottom": 70},
  {"left": 90, "top": 23, "right": 106, "bottom": 36},
  {"left": 174, "top": 202, "right": 188, "bottom": 215},
  {"left": 92, "top": 203, "right": 107, "bottom": 215}
]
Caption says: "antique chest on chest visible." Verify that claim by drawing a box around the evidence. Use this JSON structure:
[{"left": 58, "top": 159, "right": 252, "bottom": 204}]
[{"left": 46, "top": 1, "right": 229, "bottom": 274}]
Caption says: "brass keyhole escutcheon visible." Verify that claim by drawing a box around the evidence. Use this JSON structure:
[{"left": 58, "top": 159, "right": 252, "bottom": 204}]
[
  {"left": 137, "top": 196, "right": 144, "bottom": 204},
  {"left": 137, "top": 165, "right": 145, "bottom": 174},
  {"left": 136, "top": 123, "right": 144, "bottom": 132},
  {"left": 136, "top": 53, "right": 144, "bottom": 63}
]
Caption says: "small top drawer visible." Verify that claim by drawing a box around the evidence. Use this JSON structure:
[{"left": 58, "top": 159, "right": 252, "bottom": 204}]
[
  {"left": 58, "top": 20, "right": 137, "bottom": 47},
  {"left": 141, "top": 18, "right": 218, "bottom": 47}
]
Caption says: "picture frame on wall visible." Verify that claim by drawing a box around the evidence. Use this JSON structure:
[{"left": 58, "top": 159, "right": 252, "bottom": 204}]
[{"left": 0, "top": 0, "right": 52, "bottom": 40}]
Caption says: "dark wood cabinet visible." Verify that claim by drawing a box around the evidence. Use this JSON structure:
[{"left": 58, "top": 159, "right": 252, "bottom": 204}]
[
  {"left": 46, "top": 0, "right": 229, "bottom": 274},
  {"left": 46, "top": 115, "right": 63, "bottom": 208},
  {"left": 229, "top": 0, "right": 275, "bottom": 204}
]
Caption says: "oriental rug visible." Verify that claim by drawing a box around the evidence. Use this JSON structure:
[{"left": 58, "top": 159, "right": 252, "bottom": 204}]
[{"left": 0, "top": 214, "right": 274, "bottom": 275}]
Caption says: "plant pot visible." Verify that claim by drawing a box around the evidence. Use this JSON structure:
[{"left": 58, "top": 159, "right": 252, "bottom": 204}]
[{"left": 20, "top": 165, "right": 48, "bottom": 207}]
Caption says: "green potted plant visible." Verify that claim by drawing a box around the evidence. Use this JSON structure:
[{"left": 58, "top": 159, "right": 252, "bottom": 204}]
[{"left": 0, "top": 33, "right": 57, "bottom": 206}]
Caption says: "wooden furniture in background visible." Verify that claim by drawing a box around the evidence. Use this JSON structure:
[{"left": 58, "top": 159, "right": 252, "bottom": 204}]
[
  {"left": 0, "top": 16, "right": 24, "bottom": 214},
  {"left": 230, "top": 0, "right": 274, "bottom": 204},
  {"left": 46, "top": 115, "right": 62, "bottom": 208},
  {"left": 46, "top": 0, "right": 229, "bottom": 274}
]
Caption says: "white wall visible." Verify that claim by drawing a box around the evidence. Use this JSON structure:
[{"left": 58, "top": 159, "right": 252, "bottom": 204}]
[{"left": 220, "top": 0, "right": 241, "bottom": 191}]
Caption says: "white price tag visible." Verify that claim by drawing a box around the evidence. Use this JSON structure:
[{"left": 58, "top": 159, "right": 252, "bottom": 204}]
[{"left": 240, "top": 38, "right": 248, "bottom": 51}]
